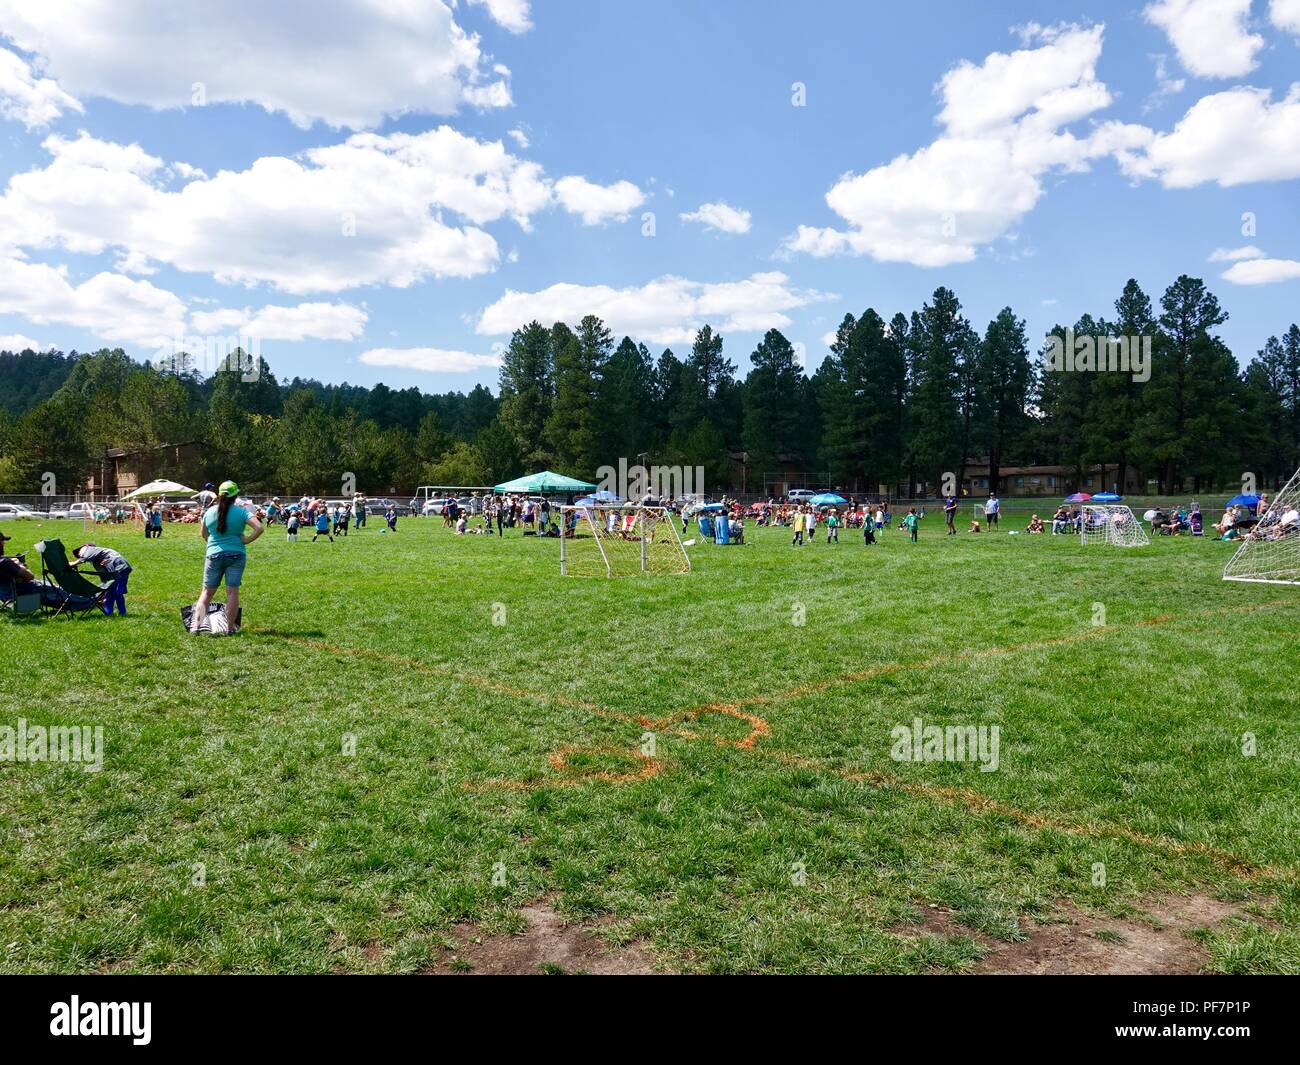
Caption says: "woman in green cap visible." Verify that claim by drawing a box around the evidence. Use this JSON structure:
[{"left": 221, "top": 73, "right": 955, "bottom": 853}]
[{"left": 191, "top": 480, "right": 263, "bottom": 633}]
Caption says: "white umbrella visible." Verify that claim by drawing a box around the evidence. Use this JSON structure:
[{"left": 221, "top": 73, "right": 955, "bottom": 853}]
[{"left": 124, "top": 479, "right": 197, "bottom": 499}]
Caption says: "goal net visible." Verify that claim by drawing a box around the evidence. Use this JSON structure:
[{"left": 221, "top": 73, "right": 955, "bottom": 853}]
[
  {"left": 1223, "top": 468, "right": 1300, "bottom": 585},
  {"left": 560, "top": 505, "right": 691, "bottom": 577},
  {"left": 1079, "top": 504, "right": 1149, "bottom": 547},
  {"left": 86, "top": 500, "right": 145, "bottom": 533}
]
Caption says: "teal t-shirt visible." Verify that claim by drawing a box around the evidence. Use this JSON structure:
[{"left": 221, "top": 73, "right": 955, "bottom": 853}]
[{"left": 203, "top": 504, "right": 249, "bottom": 557}]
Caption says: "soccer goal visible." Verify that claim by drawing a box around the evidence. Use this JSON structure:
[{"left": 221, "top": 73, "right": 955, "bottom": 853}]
[
  {"left": 560, "top": 505, "right": 691, "bottom": 577},
  {"left": 1079, "top": 504, "right": 1149, "bottom": 547},
  {"left": 1223, "top": 468, "right": 1300, "bottom": 585}
]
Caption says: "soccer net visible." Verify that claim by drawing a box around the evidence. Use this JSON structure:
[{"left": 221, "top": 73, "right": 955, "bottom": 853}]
[
  {"left": 560, "top": 505, "right": 691, "bottom": 577},
  {"left": 1079, "top": 504, "right": 1149, "bottom": 547},
  {"left": 1223, "top": 468, "right": 1300, "bottom": 585},
  {"left": 86, "top": 501, "right": 145, "bottom": 533}
]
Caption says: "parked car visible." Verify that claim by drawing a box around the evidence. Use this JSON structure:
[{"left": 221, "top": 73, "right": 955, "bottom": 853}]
[
  {"left": 787, "top": 488, "right": 818, "bottom": 503},
  {"left": 0, "top": 503, "right": 37, "bottom": 520},
  {"left": 422, "top": 497, "right": 455, "bottom": 516},
  {"left": 46, "top": 504, "right": 70, "bottom": 519},
  {"left": 67, "top": 502, "right": 95, "bottom": 520}
]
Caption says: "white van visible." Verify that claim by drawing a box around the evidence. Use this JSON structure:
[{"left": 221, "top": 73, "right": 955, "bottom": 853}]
[{"left": 787, "top": 488, "right": 818, "bottom": 503}]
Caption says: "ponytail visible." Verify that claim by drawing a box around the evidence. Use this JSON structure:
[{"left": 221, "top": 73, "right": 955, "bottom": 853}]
[{"left": 216, "top": 493, "right": 234, "bottom": 534}]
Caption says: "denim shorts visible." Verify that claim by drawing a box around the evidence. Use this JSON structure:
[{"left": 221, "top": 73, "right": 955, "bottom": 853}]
[{"left": 203, "top": 550, "right": 246, "bottom": 589}]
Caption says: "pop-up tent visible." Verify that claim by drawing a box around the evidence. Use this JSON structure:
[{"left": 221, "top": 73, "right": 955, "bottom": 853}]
[
  {"left": 493, "top": 470, "right": 596, "bottom": 494},
  {"left": 124, "top": 479, "right": 196, "bottom": 499}
]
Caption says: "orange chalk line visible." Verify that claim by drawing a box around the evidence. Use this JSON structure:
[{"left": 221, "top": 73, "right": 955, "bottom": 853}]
[{"left": 267, "top": 601, "right": 1297, "bottom": 877}]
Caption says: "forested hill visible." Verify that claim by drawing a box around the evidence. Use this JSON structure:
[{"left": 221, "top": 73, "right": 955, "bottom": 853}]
[{"left": 0, "top": 349, "right": 81, "bottom": 416}]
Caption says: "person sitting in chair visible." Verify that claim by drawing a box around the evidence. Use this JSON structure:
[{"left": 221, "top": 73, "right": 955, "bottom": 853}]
[{"left": 0, "top": 530, "right": 41, "bottom": 599}]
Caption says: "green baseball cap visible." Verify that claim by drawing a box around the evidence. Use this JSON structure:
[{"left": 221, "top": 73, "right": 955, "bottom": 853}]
[{"left": 219, "top": 480, "right": 240, "bottom": 497}]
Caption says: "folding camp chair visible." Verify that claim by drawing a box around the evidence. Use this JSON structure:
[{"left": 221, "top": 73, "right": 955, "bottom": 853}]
[
  {"left": 0, "top": 572, "right": 41, "bottom": 620},
  {"left": 34, "top": 539, "right": 111, "bottom": 619}
]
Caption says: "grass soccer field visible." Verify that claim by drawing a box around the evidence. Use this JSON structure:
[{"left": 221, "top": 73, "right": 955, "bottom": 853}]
[{"left": 2, "top": 516, "right": 1297, "bottom": 974}]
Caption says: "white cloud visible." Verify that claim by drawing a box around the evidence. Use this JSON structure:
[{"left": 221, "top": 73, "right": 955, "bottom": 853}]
[
  {"left": 553, "top": 176, "right": 645, "bottom": 225},
  {"left": 0, "top": 128, "right": 639, "bottom": 294},
  {"left": 0, "top": 255, "right": 186, "bottom": 346},
  {"left": 0, "top": 332, "right": 43, "bottom": 350},
  {"left": 190, "top": 302, "right": 367, "bottom": 341},
  {"left": 1144, "top": 54, "right": 1186, "bottom": 112},
  {"left": 360, "top": 346, "right": 502, "bottom": 373},
  {"left": 468, "top": 0, "right": 532, "bottom": 34},
  {"left": 1274, "top": 0, "right": 1300, "bottom": 34},
  {"left": 680, "top": 201, "right": 752, "bottom": 234},
  {"left": 1113, "top": 85, "right": 1300, "bottom": 187},
  {"left": 507, "top": 127, "right": 530, "bottom": 149},
  {"left": 0, "top": 47, "right": 81, "bottom": 129},
  {"left": 1144, "top": 0, "right": 1263, "bottom": 79},
  {"left": 0, "top": 0, "right": 512, "bottom": 130},
  {"left": 1207, "top": 245, "right": 1265, "bottom": 261},
  {"left": 1221, "top": 257, "right": 1300, "bottom": 284},
  {"left": 476, "top": 271, "right": 834, "bottom": 345},
  {"left": 784, "top": 25, "right": 1150, "bottom": 268}
]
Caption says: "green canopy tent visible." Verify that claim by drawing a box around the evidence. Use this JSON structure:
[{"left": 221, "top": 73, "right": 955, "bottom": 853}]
[{"left": 493, "top": 470, "right": 596, "bottom": 494}]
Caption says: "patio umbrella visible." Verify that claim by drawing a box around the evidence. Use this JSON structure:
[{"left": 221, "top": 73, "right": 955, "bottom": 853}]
[
  {"left": 124, "top": 479, "right": 196, "bottom": 499},
  {"left": 1091, "top": 492, "right": 1122, "bottom": 502},
  {"left": 1063, "top": 492, "right": 1092, "bottom": 503},
  {"left": 810, "top": 492, "right": 848, "bottom": 506},
  {"left": 1226, "top": 493, "right": 1260, "bottom": 508}
]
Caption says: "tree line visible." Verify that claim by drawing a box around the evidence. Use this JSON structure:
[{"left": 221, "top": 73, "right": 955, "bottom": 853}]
[{"left": 0, "top": 274, "right": 1297, "bottom": 498}]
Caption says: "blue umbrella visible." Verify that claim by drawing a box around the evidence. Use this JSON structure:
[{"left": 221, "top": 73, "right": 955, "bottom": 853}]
[
  {"left": 1226, "top": 493, "right": 1260, "bottom": 508},
  {"left": 574, "top": 490, "right": 624, "bottom": 506},
  {"left": 1091, "top": 492, "right": 1122, "bottom": 502},
  {"left": 810, "top": 492, "right": 848, "bottom": 506}
]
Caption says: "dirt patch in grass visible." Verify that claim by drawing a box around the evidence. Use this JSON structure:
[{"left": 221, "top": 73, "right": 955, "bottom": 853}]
[
  {"left": 429, "top": 901, "right": 662, "bottom": 975},
  {"left": 973, "top": 894, "right": 1248, "bottom": 975}
]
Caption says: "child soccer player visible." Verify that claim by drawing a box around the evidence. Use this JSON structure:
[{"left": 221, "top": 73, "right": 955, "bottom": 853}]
[
  {"left": 286, "top": 511, "right": 300, "bottom": 541},
  {"left": 791, "top": 507, "right": 804, "bottom": 546},
  {"left": 864, "top": 519, "right": 876, "bottom": 545},
  {"left": 385, "top": 505, "right": 398, "bottom": 533},
  {"left": 312, "top": 509, "right": 333, "bottom": 542},
  {"left": 902, "top": 507, "right": 919, "bottom": 542},
  {"left": 826, "top": 509, "right": 839, "bottom": 543}
]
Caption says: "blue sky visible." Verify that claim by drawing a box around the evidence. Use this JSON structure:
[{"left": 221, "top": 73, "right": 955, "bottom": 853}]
[{"left": 1, "top": 0, "right": 1298, "bottom": 393}]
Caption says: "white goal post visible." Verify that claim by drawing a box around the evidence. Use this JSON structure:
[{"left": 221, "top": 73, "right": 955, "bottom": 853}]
[
  {"left": 1223, "top": 468, "right": 1300, "bottom": 585},
  {"left": 560, "top": 505, "right": 691, "bottom": 578},
  {"left": 1079, "top": 504, "right": 1149, "bottom": 547}
]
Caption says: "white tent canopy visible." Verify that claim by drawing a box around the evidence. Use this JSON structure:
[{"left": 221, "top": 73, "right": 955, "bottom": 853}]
[{"left": 124, "top": 479, "right": 196, "bottom": 499}]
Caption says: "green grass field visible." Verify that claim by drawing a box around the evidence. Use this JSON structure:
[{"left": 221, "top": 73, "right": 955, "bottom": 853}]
[{"left": 2, "top": 513, "right": 1298, "bottom": 974}]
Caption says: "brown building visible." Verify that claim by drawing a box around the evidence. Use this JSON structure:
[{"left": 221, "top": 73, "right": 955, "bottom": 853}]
[
  {"left": 86, "top": 442, "right": 205, "bottom": 499},
  {"left": 961, "top": 459, "right": 1146, "bottom": 498}
]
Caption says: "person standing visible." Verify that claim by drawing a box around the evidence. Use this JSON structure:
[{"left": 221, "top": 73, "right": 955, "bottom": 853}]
[
  {"left": 944, "top": 495, "right": 957, "bottom": 535},
  {"left": 192, "top": 480, "right": 262, "bottom": 633},
  {"left": 826, "top": 508, "right": 840, "bottom": 543},
  {"left": 903, "top": 507, "right": 920, "bottom": 543},
  {"left": 354, "top": 494, "right": 367, "bottom": 530},
  {"left": 286, "top": 510, "right": 300, "bottom": 541},
  {"left": 313, "top": 508, "right": 333, "bottom": 542},
  {"left": 791, "top": 506, "right": 804, "bottom": 546},
  {"left": 985, "top": 493, "right": 1000, "bottom": 529}
]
